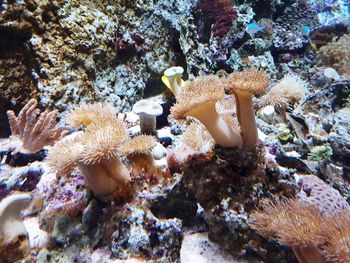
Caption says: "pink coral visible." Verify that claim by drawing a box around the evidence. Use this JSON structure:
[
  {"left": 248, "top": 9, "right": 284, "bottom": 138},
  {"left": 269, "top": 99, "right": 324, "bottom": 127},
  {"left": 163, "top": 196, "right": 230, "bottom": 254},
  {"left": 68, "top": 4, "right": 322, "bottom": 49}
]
[{"left": 7, "top": 99, "right": 66, "bottom": 154}]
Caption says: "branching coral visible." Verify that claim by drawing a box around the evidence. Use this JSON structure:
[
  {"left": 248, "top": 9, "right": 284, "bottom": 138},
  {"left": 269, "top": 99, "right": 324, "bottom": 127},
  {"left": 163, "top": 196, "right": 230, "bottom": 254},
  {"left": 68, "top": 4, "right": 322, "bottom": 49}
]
[
  {"left": 259, "top": 75, "right": 307, "bottom": 110},
  {"left": 7, "top": 99, "right": 66, "bottom": 154},
  {"left": 224, "top": 68, "right": 269, "bottom": 151},
  {"left": 65, "top": 102, "right": 117, "bottom": 128},
  {"left": 317, "top": 34, "right": 350, "bottom": 78},
  {"left": 171, "top": 75, "right": 243, "bottom": 148}
]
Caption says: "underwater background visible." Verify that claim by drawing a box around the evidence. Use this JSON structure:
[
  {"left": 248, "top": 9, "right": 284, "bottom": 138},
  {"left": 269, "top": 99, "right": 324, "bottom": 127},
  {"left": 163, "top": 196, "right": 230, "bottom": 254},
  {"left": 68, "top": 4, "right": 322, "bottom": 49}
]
[{"left": 0, "top": 0, "right": 350, "bottom": 262}]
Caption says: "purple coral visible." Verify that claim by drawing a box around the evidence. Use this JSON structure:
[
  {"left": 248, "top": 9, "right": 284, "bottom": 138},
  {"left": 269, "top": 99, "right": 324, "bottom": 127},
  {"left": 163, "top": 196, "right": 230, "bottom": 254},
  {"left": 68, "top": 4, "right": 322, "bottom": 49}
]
[{"left": 196, "top": 0, "right": 238, "bottom": 37}]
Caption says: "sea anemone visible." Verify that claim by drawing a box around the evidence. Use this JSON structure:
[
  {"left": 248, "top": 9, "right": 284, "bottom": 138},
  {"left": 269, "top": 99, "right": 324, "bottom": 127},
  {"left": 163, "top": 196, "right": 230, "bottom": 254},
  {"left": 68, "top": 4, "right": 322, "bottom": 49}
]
[
  {"left": 320, "top": 211, "right": 350, "bottom": 262},
  {"left": 120, "top": 135, "right": 158, "bottom": 175},
  {"left": 77, "top": 119, "right": 130, "bottom": 196},
  {"left": 251, "top": 174, "right": 350, "bottom": 263},
  {"left": 46, "top": 132, "right": 83, "bottom": 177},
  {"left": 182, "top": 121, "right": 215, "bottom": 153},
  {"left": 251, "top": 198, "right": 326, "bottom": 263},
  {"left": 171, "top": 75, "right": 243, "bottom": 148},
  {"left": 65, "top": 102, "right": 117, "bottom": 128},
  {"left": 259, "top": 75, "right": 307, "bottom": 110},
  {"left": 224, "top": 68, "right": 269, "bottom": 150}
]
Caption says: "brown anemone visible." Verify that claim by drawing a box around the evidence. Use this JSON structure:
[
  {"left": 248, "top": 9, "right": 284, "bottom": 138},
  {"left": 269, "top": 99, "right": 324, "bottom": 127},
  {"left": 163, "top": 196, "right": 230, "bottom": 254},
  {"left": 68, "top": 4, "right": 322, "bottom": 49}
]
[
  {"left": 251, "top": 198, "right": 326, "bottom": 263},
  {"left": 78, "top": 119, "right": 130, "bottom": 196},
  {"left": 224, "top": 68, "right": 269, "bottom": 150},
  {"left": 120, "top": 135, "right": 158, "bottom": 174},
  {"left": 171, "top": 75, "right": 243, "bottom": 148}
]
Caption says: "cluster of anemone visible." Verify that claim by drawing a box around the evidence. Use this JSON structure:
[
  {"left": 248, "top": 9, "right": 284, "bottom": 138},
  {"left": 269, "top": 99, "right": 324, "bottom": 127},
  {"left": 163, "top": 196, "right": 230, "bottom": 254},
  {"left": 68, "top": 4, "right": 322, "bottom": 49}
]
[
  {"left": 169, "top": 67, "right": 269, "bottom": 151},
  {"left": 46, "top": 103, "right": 158, "bottom": 198}
]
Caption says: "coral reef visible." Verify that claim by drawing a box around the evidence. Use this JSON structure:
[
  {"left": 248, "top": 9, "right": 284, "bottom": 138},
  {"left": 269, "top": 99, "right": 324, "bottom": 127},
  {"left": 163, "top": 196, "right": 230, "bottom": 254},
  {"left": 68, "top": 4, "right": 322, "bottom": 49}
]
[{"left": 1, "top": 0, "right": 350, "bottom": 262}]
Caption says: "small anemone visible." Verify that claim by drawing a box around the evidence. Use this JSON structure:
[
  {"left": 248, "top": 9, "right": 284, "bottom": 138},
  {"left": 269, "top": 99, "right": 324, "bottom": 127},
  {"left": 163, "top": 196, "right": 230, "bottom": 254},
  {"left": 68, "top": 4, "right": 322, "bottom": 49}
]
[
  {"left": 182, "top": 121, "right": 215, "bottom": 153},
  {"left": 259, "top": 75, "right": 307, "bottom": 109},
  {"left": 120, "top": 135, "right": 156, "bottom": 157},
  {"left": 79, "top": 119, "right": 128, "bottom": 165},
  {"left": 46, "top": 132, "right": 83, "bottom": 177},
  {"left": 120, "top": 135, "right": 158, "bottom": 175}
]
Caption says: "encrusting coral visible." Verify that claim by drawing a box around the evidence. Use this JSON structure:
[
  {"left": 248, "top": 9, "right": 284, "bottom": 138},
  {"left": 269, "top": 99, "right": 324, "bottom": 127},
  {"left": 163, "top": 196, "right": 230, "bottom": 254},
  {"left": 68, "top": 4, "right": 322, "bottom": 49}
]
[
  {"left": 224, "top": 68, "right": 269, "bottom": 151},
  {"left": 259, "top": 74, "right": 307, "bottom": 110},
  {"left": 298, "top": 174, "right": 350, "bottom": 216},
  {"left": 65, "top": 102, "right": 117, "bottom": 128},
  {"left": 7, "top": 99, "right": 66, "bottom": 154},
  {"left": 171, "top": 75, "right": 243, "bottom": 148}
]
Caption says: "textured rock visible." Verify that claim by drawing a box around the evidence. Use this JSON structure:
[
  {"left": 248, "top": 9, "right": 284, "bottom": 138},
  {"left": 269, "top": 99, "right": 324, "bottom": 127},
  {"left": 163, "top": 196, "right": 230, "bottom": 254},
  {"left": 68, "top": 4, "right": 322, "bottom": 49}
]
[
  {"left": 180, "top": 232, "right": 246, "bottom": 263},
  {"left": 179, "top": 146, "right": 298, "bottom": 261},
  {"left": 0, "top": 161, "right": 43, "bottom": 199},
  {"left": 0, "top": 0, "right": 184, "bottom": 112},
  {"left": 150, "top": 173, "right": 198, "bottom": 224},
  {"left": 111, "top": 205, "right": 182, "bottom": 261}
]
